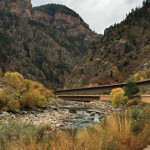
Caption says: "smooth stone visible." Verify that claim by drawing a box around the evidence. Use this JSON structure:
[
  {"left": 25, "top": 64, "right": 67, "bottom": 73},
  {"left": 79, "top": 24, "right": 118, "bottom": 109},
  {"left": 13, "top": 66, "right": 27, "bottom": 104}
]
[
  {"left": 88, "top": 116, "right": 94, "bottom": 121},
  {"left": 69, "top": 108, "right": 76, "bottom": 113},
  {"left": 0, "top": 112, "right": 11, "bottom": 118},
  {"left": 20, "top": 111, "right": 27, "bottom": 114},
  {"left": 143, "top": 145, "right": 150, "bottom": 150},
  {"left": 90, "top": 112, "right": 96, "bottom": 116}
]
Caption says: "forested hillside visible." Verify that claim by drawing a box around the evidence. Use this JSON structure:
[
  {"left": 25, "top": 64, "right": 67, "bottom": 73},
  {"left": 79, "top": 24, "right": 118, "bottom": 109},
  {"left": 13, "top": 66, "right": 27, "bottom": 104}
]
[
  {"left": 68, "top": 1, "right": 150, "bottom": 88},
  {"left": 0, "top": 0, "right": 100, "bottom": 89}
]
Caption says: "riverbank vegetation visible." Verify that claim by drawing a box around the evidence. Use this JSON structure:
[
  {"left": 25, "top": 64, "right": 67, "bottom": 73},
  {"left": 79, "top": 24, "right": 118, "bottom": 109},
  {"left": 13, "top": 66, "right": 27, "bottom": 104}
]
[
  {"left": 0, "top": 71, "right": 149, "bottom": 150},
  {"left": 0, "top": 105, "right": 149, "bottom": 150},
  {"left": 110, "top": 88, "right": 128, "bottom": 106},
  {"left": 110, "top": 81, "right": 140, "bottom": 107},
  {"left": 0, "top": 70, "right": 54, "bottom": 111}
]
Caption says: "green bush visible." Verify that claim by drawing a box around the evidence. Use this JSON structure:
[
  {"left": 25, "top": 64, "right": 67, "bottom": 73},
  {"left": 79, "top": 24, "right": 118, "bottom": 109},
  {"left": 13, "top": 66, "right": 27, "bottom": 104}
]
[
  {"left": 123, "top": 59, "right": 130, "bottom": 66},
  {"left": 0, "top": 120, "right": 36, "bottom": 148},
  {"left": 0, "top": 119, "right": 52, "bottom": 149},
  {"left": 124, "top": 81, "right": 139, "bottom": 99},
  {"left": 125, "top": 107, "right": 150, "bottom": 134}
]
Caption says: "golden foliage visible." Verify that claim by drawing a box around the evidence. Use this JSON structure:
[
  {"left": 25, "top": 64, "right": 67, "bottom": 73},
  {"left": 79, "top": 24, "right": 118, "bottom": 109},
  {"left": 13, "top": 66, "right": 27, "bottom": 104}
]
[
  {"left": 4, "top": 72, "right": 24, "bottom": 89},
  {"left": 0, "top": 72, "right": 54, "bottom": 110},
  {"left": 20, "top": 89, "right": 47, "bottom": 109},
  {"left": 1, "top": 106, "right": 9, "bottom": 111},
  {"left": 110, "top": 88, "right": 123, "bottom": 98},
  {"left": 131, "top": 67, "right": 150, "bottom": 81},
  {"left": 7, "top": 100, "right": 20, "bottom": 110},
  {"left": 110, "top": 88, "right": 128, "bottom": 106},
  {"left": 0, "top": 88, "right": 12, "bottom": 107}
]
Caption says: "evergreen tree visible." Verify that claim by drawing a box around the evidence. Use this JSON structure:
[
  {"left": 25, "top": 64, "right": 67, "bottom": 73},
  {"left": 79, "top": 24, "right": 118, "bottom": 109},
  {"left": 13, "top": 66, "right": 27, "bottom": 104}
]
[
  {"left": 124, "top": 81, "right": 139, "bottom": 99},
  {"left": 143, "top": 0, "right": 150, "bottom": 7}
]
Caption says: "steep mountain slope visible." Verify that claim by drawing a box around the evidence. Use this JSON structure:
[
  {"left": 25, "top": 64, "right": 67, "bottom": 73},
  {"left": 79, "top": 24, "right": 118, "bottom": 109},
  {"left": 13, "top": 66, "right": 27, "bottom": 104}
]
[
  {"left": 0, "top": 0, "right": 100, "bottom": 89},
  {"left": 68, "top": 1, "right": 150, "bottom": 88},
  {"left": 32, "top": 4, "right": 100, "bottom": 55}
]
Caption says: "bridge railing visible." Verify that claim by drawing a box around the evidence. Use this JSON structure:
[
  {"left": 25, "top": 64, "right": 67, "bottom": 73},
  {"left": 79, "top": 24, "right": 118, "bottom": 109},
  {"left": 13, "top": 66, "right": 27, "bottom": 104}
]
[{"left": 55, "top": 79, "right": 150, "bottom": 96}]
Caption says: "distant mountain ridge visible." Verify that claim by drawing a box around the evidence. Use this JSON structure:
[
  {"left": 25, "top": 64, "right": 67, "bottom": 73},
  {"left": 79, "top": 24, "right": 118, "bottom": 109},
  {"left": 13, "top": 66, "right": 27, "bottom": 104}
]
[
  {"left": 67, "top": 1, "right": 150, "bottom": 88},
  {"left": 32, "top": 4, "right": 82, "bottom": 19},
  {"left": 32, "top": 4, "right": 100, "bottom": 55},
  {"left": 0, "top": 0, "right": 100, "bottom": 89}
]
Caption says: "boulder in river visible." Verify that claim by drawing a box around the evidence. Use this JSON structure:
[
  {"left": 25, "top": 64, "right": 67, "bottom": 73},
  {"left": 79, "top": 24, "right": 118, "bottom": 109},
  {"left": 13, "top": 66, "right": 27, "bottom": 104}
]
[{"left": 69, "top": 108, "right": 76, "bottom": 113}]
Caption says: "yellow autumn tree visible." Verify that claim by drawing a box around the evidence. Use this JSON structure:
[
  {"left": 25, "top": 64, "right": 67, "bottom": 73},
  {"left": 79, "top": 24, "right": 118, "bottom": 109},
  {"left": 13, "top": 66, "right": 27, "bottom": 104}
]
[
  {"left": 7, "top": 100, "right": 20, "bottom": 110},
  {"left": 130, "top": 66, "right": 150, "bottom": 82},
  {"left": 0, "top": 72, "right": 54, "bottom": 110},
  {"left": 21, "top": 79, "right": 54, "bottom": 100},
  {"left": 4, "top": 72, "right": 24, "bottom": 89},
  {"left": 110, "top": 88, "right": 128, "bottom": 106},
  {"left": 0, "top": 87, "right": 20, "bottom": 110},
  {"left": 131, "top": 70, "right": 148, "bottom": 81},
  {"left": 20, "top": 89, "right": 47, "bottom": 109}
]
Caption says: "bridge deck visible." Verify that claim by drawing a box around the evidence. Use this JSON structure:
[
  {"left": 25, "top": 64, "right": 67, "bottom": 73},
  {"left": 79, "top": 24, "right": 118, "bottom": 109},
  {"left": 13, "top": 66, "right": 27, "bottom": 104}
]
[
  {"left": 58, "top": 95, "right": 150, "bottom": 103},
  {"left": 140, "top": 95, "right": 150, "bottom": 103},
  {"left": 58, "top": 95, "right": 110, "bottom": 102},
  {"left": 55, "top": 79, "right": 150, "bottom": 97}
]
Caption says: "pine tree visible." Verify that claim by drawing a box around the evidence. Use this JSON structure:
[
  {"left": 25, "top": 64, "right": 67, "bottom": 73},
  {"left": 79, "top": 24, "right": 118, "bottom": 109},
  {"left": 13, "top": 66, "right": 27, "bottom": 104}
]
[
  {"left": 146, "top": 0, "right": 150, "bottom": 7},
  {"left": 143, "top": 0, "right": 150, "bottom": 7},
  {"left": 143, "top": 0, "right": 146, "bottom": 6}
]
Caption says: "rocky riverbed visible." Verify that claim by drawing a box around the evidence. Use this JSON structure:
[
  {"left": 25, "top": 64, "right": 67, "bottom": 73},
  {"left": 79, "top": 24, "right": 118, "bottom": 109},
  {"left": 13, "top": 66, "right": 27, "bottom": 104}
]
[{"left": 0, "top": 99, "right": 126, "bottom": 130}]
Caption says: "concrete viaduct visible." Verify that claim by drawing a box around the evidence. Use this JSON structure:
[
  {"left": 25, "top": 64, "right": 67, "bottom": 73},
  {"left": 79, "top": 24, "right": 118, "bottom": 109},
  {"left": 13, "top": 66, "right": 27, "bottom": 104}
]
[{"left": 54, "top": 79, "right": 150, "bottom": 103}]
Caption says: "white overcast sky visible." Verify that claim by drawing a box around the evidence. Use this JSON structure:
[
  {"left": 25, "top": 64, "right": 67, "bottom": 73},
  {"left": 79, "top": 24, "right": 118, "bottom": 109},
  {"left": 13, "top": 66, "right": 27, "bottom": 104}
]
[{"left": 31, "top": 0, "right": 143, "bottom": 34}]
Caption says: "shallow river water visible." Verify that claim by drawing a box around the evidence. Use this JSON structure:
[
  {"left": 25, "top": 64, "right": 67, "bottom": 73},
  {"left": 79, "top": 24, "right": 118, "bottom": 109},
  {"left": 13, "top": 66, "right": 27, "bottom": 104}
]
[{"left": 63, "top": 103, "right": 100, "bottom": 129}]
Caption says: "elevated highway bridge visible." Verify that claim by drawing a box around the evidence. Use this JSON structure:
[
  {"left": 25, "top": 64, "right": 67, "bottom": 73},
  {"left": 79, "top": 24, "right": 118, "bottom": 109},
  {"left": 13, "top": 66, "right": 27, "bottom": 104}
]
[{"left": 54, "top": 79, "right": 150, "bottom": 103}]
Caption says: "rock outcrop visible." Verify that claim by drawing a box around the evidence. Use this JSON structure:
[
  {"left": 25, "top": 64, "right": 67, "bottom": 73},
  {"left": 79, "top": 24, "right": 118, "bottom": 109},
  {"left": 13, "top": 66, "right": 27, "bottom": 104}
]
[
  {"left": 0, "top": 98, "right": 126, "bottom": 130},
  {"left": 0, "top": 0, "right": 101, "bottom": 89},
  {"left": 67, "top": 3, "right": 150, "bottom": 88},
  {"left": 0, "top": 0, "right": 32, "bottom": 17},
  {"left": 31, "top": 4, "right": 100, "bottom": 55}
]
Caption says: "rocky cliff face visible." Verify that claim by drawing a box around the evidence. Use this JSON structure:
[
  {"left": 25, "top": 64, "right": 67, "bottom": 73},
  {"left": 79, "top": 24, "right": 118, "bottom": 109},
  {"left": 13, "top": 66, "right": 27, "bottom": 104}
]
[
  {"left": 0, "top": 0, "right": 100, "bottom": 89},
  {"left": 68, "top": 2, "right": 150, "bottom": 88},
  {"left": 0, "top": 0, "right": 32, "bottom": 17},
  {"left": 31, "top": 4, "right": 100, "bottom": 55},
  {"left": 33, "top": 11, "right": 97, "bottom": 41}
]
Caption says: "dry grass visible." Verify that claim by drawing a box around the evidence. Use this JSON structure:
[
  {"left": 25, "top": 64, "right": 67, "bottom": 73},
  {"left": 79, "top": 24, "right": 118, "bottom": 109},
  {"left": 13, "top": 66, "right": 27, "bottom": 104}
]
[
  {"left": 104, "top": 114, "right": 139, "bottom": 150},
  {"left": 76, "top": 126, "right": 104, "bottom": 150},
  {"left": 0, "top": 107, "right": 150, "bottom": 150}
]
